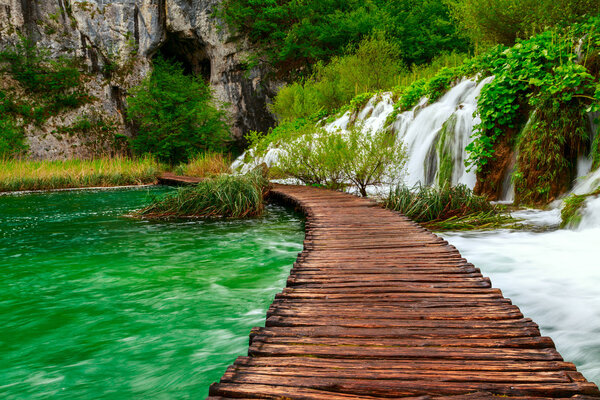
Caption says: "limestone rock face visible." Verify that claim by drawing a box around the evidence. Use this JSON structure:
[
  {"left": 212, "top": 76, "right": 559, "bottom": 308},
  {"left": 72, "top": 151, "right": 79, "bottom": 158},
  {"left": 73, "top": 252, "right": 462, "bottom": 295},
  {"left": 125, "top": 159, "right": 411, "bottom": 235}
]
[{"left": 0, "top": 0, "right": 276, "bottom": 159}]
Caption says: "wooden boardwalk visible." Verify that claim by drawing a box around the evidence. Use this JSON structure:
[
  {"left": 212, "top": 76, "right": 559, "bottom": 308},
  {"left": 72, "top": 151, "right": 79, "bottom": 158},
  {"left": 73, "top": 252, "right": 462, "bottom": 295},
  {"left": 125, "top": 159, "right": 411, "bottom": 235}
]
[{"left": 206, "top": 184, "right": 600, "bottom": 399}]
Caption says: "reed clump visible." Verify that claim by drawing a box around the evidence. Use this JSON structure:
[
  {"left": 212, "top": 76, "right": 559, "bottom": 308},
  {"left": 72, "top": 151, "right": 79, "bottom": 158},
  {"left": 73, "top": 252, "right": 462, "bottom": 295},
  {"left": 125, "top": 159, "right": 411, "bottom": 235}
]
[
  {"left": 136, "top": 171, "right": 269, "bottom": 219},
  {"left": 0, "top": 156, "right": 162, "bottom": 192},
  {"left": 175, "top": 152, "right": 231, "bottom": 177},
  {"left": 383, "top": 184, "right": 516, "bottom": 230}
]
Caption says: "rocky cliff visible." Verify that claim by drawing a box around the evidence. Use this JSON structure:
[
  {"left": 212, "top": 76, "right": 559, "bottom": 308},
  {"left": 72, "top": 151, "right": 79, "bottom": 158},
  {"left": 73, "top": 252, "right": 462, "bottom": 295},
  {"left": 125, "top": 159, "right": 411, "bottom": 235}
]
[{"left": 0, "top": 0, "right": 276, "bottom": 159}]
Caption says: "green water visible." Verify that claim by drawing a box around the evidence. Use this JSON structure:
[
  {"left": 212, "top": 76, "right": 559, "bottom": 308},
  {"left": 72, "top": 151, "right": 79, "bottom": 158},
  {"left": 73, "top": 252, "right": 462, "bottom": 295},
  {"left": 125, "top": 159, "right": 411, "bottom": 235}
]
[{"left": 0, "top": 187, "right": 304, "bottom": 399}]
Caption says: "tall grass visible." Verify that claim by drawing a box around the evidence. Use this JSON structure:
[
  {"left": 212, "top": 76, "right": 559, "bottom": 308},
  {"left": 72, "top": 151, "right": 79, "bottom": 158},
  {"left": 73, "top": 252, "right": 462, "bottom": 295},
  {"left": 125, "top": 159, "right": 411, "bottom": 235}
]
[
  {"left": 136, "top": 171, "right": 269, "bottom": 219},
  {"left": 175, "top": 152, "right": 231, "bottom": 177},
  {"left": 383, "top": 184, "right": 516, "bottom": 230},
  {"left": 0, "top": 156, "right": 162, "bottom": 192}
]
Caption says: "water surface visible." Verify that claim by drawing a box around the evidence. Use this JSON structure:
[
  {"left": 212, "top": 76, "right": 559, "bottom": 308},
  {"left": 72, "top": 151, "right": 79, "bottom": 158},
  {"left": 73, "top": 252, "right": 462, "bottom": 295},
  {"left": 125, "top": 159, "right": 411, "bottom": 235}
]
[
  {"left": 444, "top": 224, "right": 600, "bottom": 385},
  {"left": 0, "top": 187, "right": 304, "bottom": 399}
]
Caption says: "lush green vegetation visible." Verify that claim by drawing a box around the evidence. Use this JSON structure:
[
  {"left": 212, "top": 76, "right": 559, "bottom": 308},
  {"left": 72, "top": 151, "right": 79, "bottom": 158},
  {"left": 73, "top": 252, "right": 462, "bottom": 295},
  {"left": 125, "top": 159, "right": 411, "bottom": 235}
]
[
  {"left": 270, "top": 34, "right": 404, "bottom": 121},
  {"left": 383, "top": 184, "right": 516, "bottom": 230},
  {"left": 127, "top": 57, "right": 229, "bottom": 165},
  {"left": 0, "top": 37, "right": 91, "bottom": 158},
  {"left": 0, "top": 156, "right": 162, "bottom": 192},
  {"left": 220, "top": 0, "right": 469, "bottom": 77},
  {"left": 136, "top": 171, "right": 268, "bottom": 219},
  {"left": 447, "top": 0, "right": 600, "bottom": 46},
  {"left": 560, "top": 194, "right": 588, "bottom": 228},
  {"left": 463, "top": 17, "right": 600, "bottom": 204},
  {"left": 277, "top": 125, "right": 407, "bottom": 196}
]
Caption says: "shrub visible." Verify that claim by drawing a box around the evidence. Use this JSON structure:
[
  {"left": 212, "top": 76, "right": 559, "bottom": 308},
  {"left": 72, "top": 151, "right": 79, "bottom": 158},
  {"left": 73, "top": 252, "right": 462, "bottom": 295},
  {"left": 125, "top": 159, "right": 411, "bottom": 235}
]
[
  {"left": 560, "top": 194, "right": 588, "bottom": 228},
  {"left": 137, "top": 171, "right": 268, "bottom": 219},
  {"left": 127, "top": 57, "right": 229, "bottom": 164},
  {"left": 0, "top": 36, "right": 87, "bottom": 117},
  {"left": 270, "top": 34, "right": 405, "bottom": 121},
  {"left": 465, "top": 18, "right": 600, "bottom": 182},
  {"left": 0, "top": 116, "right": 27, "bottom": 158},
  {"left": 277, "top": 125, "right": 407, "bottom": 196},
  {"left": 220, "top": 0, "right": 469, "bottom": 76},
  {"left": 447, "top": 0, "right": 600, "bottom": 46}
]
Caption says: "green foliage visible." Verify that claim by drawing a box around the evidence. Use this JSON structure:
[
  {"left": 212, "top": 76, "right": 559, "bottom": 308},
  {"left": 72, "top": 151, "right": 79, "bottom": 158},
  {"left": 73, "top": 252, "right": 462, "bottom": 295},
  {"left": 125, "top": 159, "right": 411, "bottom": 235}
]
[
  {"left": 0, "top": 115, "right": 27, "bottom": 158},
  {"left": 560, "top": 193, "right": 588, "bottom": 228},
  {"left": 465, "top": 18, "right": 600, "bottom": 178},
  {"left": 220, "top": 0, "right": 470, "bottom": 77},
  {"left": 244, "top": 117, "right": 315, "bottom": 158},
  {"left": 277, "top": 125, "right": 407, "bottom": 196},
  {"left": 383, "top": 184, "right": 514, "bottom": 230},
  {"left": 127, "top": 57, "right": 229, "bottom": 164},
  {"left": 137, "top": 171, "right": 269, "bottom": 219},
  {"left": 0, "top": 36, "right": 88, "bottom": 116},
  {"left": 514, "top": 99, "right": 590, "bottom": 205},
  {"left": 447, "top": 0, "right": 600, "bottom": 46},
  {"left": 270, "top": 34, "right": 404, "bottom": 121}
]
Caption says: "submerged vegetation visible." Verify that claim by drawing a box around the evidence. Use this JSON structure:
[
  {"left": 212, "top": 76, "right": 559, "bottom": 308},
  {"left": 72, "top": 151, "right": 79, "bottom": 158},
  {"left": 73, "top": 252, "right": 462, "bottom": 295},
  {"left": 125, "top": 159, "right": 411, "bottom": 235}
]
[
  {"left": 0, "top": 157, "right": 162, "bottom": 192},
  {"left": 136, "top": 171, "right": 269, "bottom": 219},
  {"left": 383, "top": 184, "right": 516, "bottom": 230}
]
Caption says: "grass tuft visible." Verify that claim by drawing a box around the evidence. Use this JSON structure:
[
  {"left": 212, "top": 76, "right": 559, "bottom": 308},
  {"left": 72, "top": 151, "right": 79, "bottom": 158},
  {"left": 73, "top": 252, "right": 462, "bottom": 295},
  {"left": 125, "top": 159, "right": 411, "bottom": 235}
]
[
  {"left": 0, "top": 156, "right": 162, "bottom": 192},
  {"left": 175, "top": 152, "right": 231, "bottom": 178},
  {"left": 383, "top": 184, "right": 516, "bottom": 230},
  {"left": 136, "top": 171, "right": 269, "bottom": 219}
]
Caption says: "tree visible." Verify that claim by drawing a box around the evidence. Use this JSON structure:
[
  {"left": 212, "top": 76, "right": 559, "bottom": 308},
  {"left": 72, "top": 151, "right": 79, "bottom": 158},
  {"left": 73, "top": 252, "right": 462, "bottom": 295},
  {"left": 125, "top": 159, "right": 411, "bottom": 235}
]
[{"left": 127, "top": 57, "right": 229, "bottom": 164}]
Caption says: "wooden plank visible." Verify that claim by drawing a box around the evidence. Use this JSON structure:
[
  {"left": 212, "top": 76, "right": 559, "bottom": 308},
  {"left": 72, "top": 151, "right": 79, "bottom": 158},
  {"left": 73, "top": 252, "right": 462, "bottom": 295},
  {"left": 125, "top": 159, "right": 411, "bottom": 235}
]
[{"left": 206, "top": 184, "right": 599, "bottom": 399}]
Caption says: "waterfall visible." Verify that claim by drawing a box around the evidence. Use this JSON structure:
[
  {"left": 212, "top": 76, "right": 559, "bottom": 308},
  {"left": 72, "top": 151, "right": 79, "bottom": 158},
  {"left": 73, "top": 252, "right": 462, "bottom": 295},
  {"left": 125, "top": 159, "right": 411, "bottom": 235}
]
[{"left": 234, "top": 77, "right": 495, "bottom": 190}]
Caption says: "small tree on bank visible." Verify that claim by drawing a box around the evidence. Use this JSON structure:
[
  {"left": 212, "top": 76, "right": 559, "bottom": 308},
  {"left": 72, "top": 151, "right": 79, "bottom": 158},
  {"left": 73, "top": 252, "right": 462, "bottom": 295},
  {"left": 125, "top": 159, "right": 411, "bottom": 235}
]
[
  {"left": 278, "top": 125, "right": 407, "bottom": 196},
  {"left": 127, "top": 57, "right": 229, "bottom": 164}
]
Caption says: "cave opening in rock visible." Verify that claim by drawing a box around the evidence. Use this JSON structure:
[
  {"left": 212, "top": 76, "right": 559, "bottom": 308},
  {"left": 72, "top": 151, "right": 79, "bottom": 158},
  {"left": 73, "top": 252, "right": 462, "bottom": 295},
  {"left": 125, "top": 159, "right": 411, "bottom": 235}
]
[{"left": 156, "top": 33, "right": 211, "bottom": 81}]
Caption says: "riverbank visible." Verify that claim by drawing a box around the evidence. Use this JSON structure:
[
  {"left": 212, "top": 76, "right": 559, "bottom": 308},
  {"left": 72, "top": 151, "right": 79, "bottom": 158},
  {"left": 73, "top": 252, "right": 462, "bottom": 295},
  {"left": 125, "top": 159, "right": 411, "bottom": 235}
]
[{"left": 0, "top": 157, "right": 163, "bottom": 192}]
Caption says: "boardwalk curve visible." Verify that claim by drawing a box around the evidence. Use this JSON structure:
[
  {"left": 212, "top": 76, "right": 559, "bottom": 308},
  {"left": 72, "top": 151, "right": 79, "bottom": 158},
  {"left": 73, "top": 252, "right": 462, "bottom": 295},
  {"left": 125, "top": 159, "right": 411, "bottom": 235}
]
[{"left": 205, "top": 184, "right": 599, "bottom": 399}]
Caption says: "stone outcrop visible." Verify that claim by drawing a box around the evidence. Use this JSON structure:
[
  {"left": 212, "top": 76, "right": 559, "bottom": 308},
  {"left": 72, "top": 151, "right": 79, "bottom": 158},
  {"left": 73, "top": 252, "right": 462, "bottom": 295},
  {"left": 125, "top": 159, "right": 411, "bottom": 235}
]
[{"left": 0, "top": 0, "right": 276, "bottom": 159}]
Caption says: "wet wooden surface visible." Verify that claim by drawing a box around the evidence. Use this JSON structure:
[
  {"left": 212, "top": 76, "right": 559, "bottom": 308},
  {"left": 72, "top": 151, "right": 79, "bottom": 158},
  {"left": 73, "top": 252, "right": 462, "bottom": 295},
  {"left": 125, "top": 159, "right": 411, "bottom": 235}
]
[{"left": 208, "top": 184, "right": 599, "bottom": 399}]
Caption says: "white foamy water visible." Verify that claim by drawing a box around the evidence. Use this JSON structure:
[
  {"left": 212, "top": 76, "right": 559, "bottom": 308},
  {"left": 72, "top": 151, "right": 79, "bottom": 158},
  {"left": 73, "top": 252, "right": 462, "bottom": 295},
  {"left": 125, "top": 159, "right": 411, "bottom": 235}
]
[
  {"left": 443, "top": 167, "right": 600, "bottom": 385},
  {"left": 443, "top": 226, "right": 600, "bottom": 385}
]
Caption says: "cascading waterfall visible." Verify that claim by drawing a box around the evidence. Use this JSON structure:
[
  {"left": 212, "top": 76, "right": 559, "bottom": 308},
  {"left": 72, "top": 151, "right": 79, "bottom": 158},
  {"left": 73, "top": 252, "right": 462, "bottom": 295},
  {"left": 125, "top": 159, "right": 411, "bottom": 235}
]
[{"left": 234, "top": 77, "right": 495, "bottom": 193}]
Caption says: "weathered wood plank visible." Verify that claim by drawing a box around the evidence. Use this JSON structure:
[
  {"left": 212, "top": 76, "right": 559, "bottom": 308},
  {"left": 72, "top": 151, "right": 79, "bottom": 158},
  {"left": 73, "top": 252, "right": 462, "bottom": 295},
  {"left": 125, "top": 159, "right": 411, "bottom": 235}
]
[{"left": 206, "top": 184, "right": 599, "bottom": 399}]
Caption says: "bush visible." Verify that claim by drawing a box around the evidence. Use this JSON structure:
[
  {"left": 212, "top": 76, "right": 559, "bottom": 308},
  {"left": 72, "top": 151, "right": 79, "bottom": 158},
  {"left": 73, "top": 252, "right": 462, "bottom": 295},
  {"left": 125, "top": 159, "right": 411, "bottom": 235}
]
[
  {"left": 0, "top": 116, "right": 27, "bottom": 158},
  {"left": 277, "top": 125, "right": 407, "bottom": 196},
  {"left": 270, "top": 34, "right": 405, "bottom": 121},
  {"left": 137, "top": 171, "right": 268, "bottom": 219},
  {"left": 447, "top": 0, "right": 600, "bottom": 46},
  {"left": 0, "top": 36, "right": 87, "bottom": 117},
  {"left": 560, "top": 194, "right": 588, "bottom": 228},
  {"left": 465, "top": 19, "right": 600, "bottom": 166},
  {"left": 127, "top": 57, "right": 229, "bottom": 164}
]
